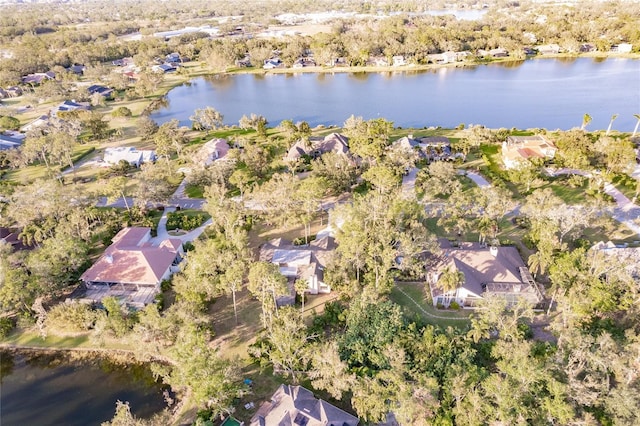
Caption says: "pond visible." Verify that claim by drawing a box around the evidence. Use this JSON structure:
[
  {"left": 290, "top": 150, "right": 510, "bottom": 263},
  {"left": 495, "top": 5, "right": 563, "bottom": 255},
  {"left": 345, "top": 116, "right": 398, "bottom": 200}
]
[
  {"left": 150, "top": 57, "right": 640, "bottom": 132},
  {"left": 0, "top": 350, "right": 167, "bottom": 426}
]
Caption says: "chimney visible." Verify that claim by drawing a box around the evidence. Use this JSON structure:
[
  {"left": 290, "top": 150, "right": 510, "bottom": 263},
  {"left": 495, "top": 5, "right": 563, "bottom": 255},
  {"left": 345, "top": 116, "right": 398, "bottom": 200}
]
[
  {"left": 513, "top": 284, "right": 521, "bottom": 293},
  {"left": 104, "top": 254, "right": 113, "bottom": 264},
  {"left": 489, "top": 246, "right": 498, "bottom": 257}
]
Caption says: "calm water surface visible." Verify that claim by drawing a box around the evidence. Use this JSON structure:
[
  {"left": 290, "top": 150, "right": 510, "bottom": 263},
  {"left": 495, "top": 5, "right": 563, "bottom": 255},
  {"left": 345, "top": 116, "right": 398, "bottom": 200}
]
[
  {"left": 151, "top": 58, "right": 640, "bottom": 131},
  {"left": 0, "top": 351, "right": 166, "bottom": 426}
]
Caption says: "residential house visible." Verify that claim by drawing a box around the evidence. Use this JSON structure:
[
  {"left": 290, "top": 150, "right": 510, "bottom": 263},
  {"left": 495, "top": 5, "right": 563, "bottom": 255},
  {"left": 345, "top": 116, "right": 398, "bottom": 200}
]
[
  {"left": 165, "top": 52, "right": 182, "bottom": 64},
  {"left": 21, "top": 115, "right": 50, "bottom": 132},
  {"left": 263, "top": 58, "right": 283, "bottom": 69},
  {"left": 21, "top": 71, "right": 55, "bottom": 85},
  {"left": 88, "top": 84, "right": 114, "bottom": 98},
  {"left": 67, "top": 64, "right": 86, "bottom": 75},
  {"left": 392, "top": 55, "right": 407, "bottom": 66},
  {"left": 112, "top": 57, "right": 135, "bottom": 67},
  {"left": 77, "top": 227, "right": 183, "bottom": 308},
  {"left": 478, "top": 48, "right": 508, "bottom": 58},
  {"left": 251, "top": 384, "right": 359, "bottom": 426},
  {"left": 0, "top": 88, "right": 7, "bottom": 99},
  {"left": 152, "top": 63, "right": 178, "bottom": 73},
  {"left": 591, "top": 241, "right": 640, "bottom": 279},
  {"left": 501, "top": 135, "right": 557, "bottom": 169},
  {"left": 293, "top": 57, "right": 317, "bottom": 68},
  {"left": 536, "top": 44, "right": 561, "bottom": 55},
  {"left": 0, "top": 227, "right": 32, "bottom": 251},
  {"left": 284, "top": 132, "right": 349, "bottom": 162},
  {"left": 235, "top": 56, "right": 252, "bottom": 68},
  {"left": 419, "top": 136, "right": 464, "bottom": 162},
  {"left": 194, "top": 138, "right": 231, "bottom": 167},
  {"left": 0, "top": 132, "right": 24, "bottom": 150},
  {"left": 611, "top": 43, "right": 633, "bottom": 53},
  {"left": 367, "top": 56, "right": 389, "bottom": 67},
  {"left": 427, "top": 240, "right": 543, "bottom": 308},
  {"left": 103, "top": 147, "right": 156, "bottom": 168},
  {"left": 260, "top": 236, "right": 336, "bottom": 306},
  {"left": 580, "top": 43, "right": 596, "bottom": 53},
  {"left": 429, "top": 51, "right": 460, "bottom": 64},
  {"left": 54, "top": 100, "right": 90, "bottom": 116},
  {"left": 5, "top": 86, "right": 23, "bottom": 98}
]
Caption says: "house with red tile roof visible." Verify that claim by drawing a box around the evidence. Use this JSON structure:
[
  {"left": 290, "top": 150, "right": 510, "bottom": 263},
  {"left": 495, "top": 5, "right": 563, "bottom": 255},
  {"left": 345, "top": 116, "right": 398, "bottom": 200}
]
[
  {"left": 501, "top": 135, "right": 557, "bottom": 169},
  {"left": 77, "top": 227, "right": 183, "bottom": 307}
]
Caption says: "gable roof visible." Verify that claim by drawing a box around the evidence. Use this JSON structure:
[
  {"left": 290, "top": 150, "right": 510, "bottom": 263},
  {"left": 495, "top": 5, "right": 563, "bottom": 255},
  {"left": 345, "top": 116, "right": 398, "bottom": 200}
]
[
  {"left": 81, "top": 227, "right": 181, "bottom": 286},
  {"left": 251, "top": 385, "right": 359, "bottom": 426},
  {"left": 285, "top": 133, "right": 349, "bottom": 161}
]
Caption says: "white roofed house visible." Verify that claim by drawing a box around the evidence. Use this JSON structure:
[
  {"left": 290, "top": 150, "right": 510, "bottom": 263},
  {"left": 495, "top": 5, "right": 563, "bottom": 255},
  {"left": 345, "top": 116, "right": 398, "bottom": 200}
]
[
  {"left": 427, "top": 240, "right": 543, "bottom": 308},
  {"left": 103, "top": 147, "right": 156, "bottom": 167},
  {"left": 260, "top": 236, "right": 336, "bottom": 306}
]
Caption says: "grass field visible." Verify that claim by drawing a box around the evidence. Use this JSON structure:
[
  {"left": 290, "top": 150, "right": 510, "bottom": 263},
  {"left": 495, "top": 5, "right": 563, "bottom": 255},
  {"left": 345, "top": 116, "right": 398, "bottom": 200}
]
[{"left": 389, "top": 282, "right": 472, "bottom": 329}]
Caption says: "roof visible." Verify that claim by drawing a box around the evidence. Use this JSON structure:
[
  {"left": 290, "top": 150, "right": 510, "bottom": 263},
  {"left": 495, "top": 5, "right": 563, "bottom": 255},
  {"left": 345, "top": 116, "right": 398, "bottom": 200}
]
[
  {"left": 250, "top": 385, "right": 359, "bottom": 426},
  {"left": 80, "top": 227, "right": 182, "bottom": 286},
  {"left": 103, "top": 147, "right": 155, "bottom": 166},
  {"left": 195, "top": 138, "right": 230, "bottom": 166},
  {"left": 430, "top": 241, "right": 539, "bottom": 302},
  {"left": 284, "top": 133, "right": 349, "bottom": 161},
  {"left": 502, "top": 135, "right": 557, "bottom": 165}
]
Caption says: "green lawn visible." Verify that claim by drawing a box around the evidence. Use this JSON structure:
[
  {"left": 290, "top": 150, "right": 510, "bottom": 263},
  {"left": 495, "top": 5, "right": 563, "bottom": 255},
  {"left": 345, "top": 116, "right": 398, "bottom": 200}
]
[
  {"left": 185, "top": 183, "right": 204, "bottom": 198},
  {"left": 390, "top": 282, "right": 471, "bottom": 329}
]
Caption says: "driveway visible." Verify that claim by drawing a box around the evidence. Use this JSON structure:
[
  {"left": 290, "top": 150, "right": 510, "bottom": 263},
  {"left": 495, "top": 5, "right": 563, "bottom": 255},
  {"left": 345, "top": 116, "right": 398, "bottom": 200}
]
[
  {"left": 401, "top": 167, "right": 419, "bottom": 198},
  {"left": 152, "top": 206, "right": 212, "bottom": 244},
  {"left": 459, "top": 169, "right": 491, "bottom": 188}
]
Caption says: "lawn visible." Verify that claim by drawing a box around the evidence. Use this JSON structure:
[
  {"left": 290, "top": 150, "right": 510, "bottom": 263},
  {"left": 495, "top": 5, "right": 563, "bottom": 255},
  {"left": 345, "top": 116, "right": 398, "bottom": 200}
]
[
  {"left": 185, "top": 183, "right": 204, "bottom": 198},
  {"left": 389, "top": 282, "right": 471, "bottom": 329}
]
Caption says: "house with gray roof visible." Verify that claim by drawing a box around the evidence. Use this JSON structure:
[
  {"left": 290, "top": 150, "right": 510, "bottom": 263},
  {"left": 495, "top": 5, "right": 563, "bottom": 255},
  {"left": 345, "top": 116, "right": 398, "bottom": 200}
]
[
  {"left": 260, "top": 236, "right": 336, "bottom": 306},
  {"left": 284, "top": 133, "right": 350, "bottom": 162},
  {"left": 251, "top": 384, "right": 359, "bottom": 426},
  {"left": 427, "top": 240, "right": 543, "bottom": 308}
]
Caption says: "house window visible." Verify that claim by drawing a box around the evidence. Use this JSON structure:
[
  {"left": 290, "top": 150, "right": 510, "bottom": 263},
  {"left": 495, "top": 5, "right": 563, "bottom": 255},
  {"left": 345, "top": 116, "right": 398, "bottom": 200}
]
[{"left": 436, "top": 297, "right": 443, "bottom": 305}]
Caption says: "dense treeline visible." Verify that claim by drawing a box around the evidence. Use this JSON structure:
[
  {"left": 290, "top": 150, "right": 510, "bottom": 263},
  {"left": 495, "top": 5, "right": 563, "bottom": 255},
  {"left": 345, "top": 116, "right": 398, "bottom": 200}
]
[{"left": 0, "top": 0, "right": 639, "bottom": 83}]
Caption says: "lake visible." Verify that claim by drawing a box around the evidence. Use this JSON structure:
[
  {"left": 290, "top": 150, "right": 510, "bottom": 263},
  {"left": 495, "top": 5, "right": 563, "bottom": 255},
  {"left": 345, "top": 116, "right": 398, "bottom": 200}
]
[
  {"left": 150, "top": 58, "right": 640, "bottom": 132},
  {"left": 0, "top": 350, "right": 167, "bottom": 426}
]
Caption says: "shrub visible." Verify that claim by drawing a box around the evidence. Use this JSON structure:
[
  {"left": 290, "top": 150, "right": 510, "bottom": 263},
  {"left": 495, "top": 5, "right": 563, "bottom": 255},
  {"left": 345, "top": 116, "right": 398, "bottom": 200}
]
[
  {"left": 112, "top": 106, "right": 132, "bottom": 117},
  {"left": 45, "top": 302, "right": 98, "bottom": 334},
  {"left": 0, "top": 317, "right": 16, "bottom": 338},
  {"left": 449, "top": 301, "right": 461, "bottom": 310},
  {"left": 166, "top": 212, "right": 207, "bottom": 231}
]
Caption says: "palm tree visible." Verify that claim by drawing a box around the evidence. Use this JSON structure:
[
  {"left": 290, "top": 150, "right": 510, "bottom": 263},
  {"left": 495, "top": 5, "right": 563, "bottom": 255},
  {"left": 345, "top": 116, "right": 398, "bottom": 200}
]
[
  {"left": 294, "top": 279, "right": 308, "bottom": 314},
  {"left": 606, "top": 113, "right": 619, "bottom": 136},
  {"left": 438, "top": 266, "right": 465, "bottom": 307},
  {"left": 632, "top": 114, "right": 640, "bottom": 138},
  {"left": 580, "top": 113, "right": 592, "bottom": 131}
]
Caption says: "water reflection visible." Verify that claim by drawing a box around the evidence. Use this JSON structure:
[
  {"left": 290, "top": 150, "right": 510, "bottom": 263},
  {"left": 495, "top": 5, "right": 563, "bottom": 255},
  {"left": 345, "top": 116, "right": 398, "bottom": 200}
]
[
  {"left": 150, "top": 58, "right": 640, "bottom": 131},
  {"left": 0, "top": 350, "right": 166, "bottom": 425}
]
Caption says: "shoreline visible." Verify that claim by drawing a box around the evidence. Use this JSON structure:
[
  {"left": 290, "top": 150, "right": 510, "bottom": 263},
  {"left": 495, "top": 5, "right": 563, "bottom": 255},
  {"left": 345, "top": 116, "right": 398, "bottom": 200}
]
[{"left": 221, "top": 52, "right": 640, "bottom": 76}]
